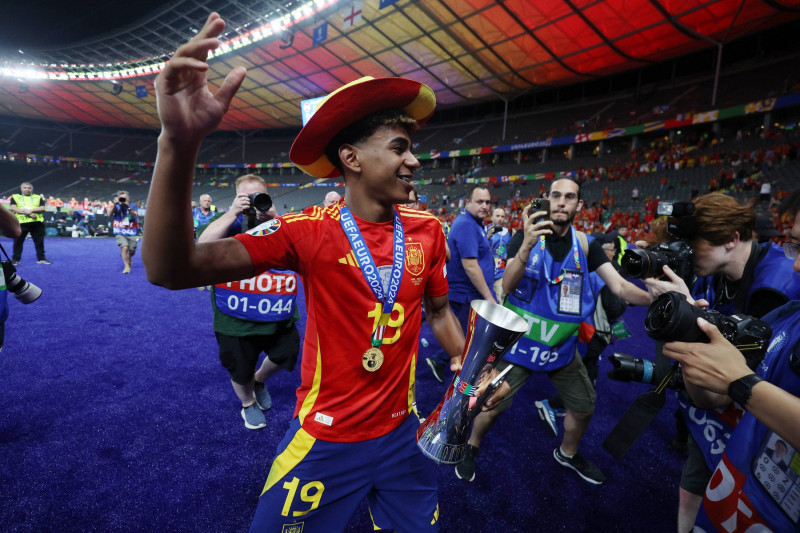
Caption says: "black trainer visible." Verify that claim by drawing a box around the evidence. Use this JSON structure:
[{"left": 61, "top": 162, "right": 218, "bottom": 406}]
[
  {"left": 425, "top": 357, "right": 445, "bottom": 383},
  {"left": 553, "top": 447, "right": 606, "bottom": 485},
  {"left": 455, "top": 444, "right": 479, "bottom": 482}
]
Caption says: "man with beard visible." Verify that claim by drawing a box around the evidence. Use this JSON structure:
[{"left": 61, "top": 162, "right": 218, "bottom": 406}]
[{"left": 456, "top": 178, "right": 663, "bottom": 485}]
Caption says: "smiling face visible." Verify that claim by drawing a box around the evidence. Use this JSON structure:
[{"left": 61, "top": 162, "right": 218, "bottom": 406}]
[{"left": 348, "top": 123, "right": 419, "bottom": 206}]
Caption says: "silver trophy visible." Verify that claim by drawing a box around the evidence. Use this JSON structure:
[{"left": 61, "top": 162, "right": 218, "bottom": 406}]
[{"left": 416, "top": 300, "right": 528, "bottom": 464}]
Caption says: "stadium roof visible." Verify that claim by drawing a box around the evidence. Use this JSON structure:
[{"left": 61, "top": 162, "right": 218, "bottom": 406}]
[{"left": 0, "top": 0, "right": 797, "bottom": 132}]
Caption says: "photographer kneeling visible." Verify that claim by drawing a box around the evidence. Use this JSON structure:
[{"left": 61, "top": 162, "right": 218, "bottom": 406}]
[
  {"left": 661, "top": 188, "right": 800, "bottom": 532},
  {"left": 643, "top": 193, "right": 800, "bottom": 532},
  {"left": 196, "top": 174, "right": 301, "bottom": 430}
]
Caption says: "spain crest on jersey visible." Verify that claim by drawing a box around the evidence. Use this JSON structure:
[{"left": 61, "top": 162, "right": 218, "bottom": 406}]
[
  {"left": 248, "top": 218, "right": 281, "bottom": 236},
  {"left": 405, "top": 240, "right": 424, "bottom": 276}
]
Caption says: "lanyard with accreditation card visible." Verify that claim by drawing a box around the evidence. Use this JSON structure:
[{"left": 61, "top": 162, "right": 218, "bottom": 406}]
[{"left": 339, "top": 206, "right": 405, "bottom": 372}]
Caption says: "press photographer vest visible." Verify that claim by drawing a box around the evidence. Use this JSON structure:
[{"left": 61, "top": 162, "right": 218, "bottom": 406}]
[
  {"left": 695, "top": 302, "right": 800, "bottom": 532},
  {"left": 681, "top": 242, "right": 800, "bottom": 472},
  {"left": 213, "top": 269, "right": 297, "bottom": 323},
  {"left": 11, "top": 194, "right": 44, "bottom": 223},
  {"left": 503, "top": 228, "right": 599, "bottom": 372},
  {"left": 111, "top": 204, "right": 139, "bottom": 236}
]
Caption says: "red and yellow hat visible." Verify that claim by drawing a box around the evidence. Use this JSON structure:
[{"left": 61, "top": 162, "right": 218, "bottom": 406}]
[{"left": 289, "top": 76, "right": 435, "bottom": 179}]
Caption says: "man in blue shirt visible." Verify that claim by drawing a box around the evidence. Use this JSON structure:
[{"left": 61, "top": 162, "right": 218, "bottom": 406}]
[
  {"left": 487, "top": 207, "right": 511, "bottom": 302},
  {"left": 425, "top": 186, "right": 497, "bottom": 383}
]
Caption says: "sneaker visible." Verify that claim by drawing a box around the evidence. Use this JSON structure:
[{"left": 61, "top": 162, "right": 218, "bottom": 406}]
[
  {"left": 425, "top": 357, "right": 445, "bottom": 383},
  {"left": 254, "top": 381, "right": 272, "bottom": 411},
  {"left": 122, "top": 265, "right": 130, "bottom": 274},
  {"left": 11, "top": 260, "right": 19, "bottom": 266},
  {"left": 241, "top": 404, "right": 266, "bottom": 430},
  {"left": 554, "top": 407, "right": 567, "bottom": 418},
  {"left": 455, "top": 444, "right": 479, "bottom": 482},
  {"left": 36, "top": 259, "right": 52, "bottom": 265},
  {"left": 553, "top": 447, "right": 606, "bottom": 485},
  {"left": 535, "top": 399, "right": 559, "bottom": 437}
]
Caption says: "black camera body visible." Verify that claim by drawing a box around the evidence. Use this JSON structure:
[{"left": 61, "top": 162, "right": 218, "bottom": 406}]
[
  {"left": 246, "top": 193, "right": 273, "bottom": 218},
  {"left": 608, "top": 292, "right": 771, "bottom": 390},
  {"left": 529, "top": 198, "right": 550, "bottom": 224},
  {"left": 620, "top": 200, "right": 698, "bottom": 286},
  {"left": 645, "top": 292, "right": 772, "bottom": 369},
  {"left": 621, "top": 239, "right": 695, "bottom": 286}
]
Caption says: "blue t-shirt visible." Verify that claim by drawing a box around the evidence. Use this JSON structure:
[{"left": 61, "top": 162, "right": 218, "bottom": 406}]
[{"left": 447, "top": 210, "right": 495, "bottom": 303}]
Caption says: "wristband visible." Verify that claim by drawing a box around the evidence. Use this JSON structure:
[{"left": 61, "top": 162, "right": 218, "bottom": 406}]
[{"left": 727, "top": 373, "right": 764, "bottom": 410}]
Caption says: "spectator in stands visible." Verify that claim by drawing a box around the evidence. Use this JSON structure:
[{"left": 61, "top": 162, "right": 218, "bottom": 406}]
[
  {"left": 192, "top": 193, "right": 217, "bottom": 229},
  {"left": 196, "top": 174, "right": 301, "bottom": 430},
  {"left": 9, "top": 182, "right": 51, "bottom": 265},
  {"left": 107, "top": 191, "right": 140, "bottom": 274},
  {"left": 487, "top": 207, "right": 511, "bottom": 302},
  {"left": 323, "top": 190, "right": 341, "bottom": 207},
  {"left": 426, "top": 186, "right": 496, "bottom": 383}
]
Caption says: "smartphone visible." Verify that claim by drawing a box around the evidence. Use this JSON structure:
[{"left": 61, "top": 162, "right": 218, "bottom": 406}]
[{"left": 529, "top": 198, "right": 550, "bottom": 224}]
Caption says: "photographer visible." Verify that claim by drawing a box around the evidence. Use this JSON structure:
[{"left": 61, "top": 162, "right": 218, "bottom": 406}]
[
  {"left": 643, "top": 192, "right": 800, "bottom": 531},
  {"left": 196, "top": 174, "right": 300, "bottom": 430},
  {"left": 662, "top": 189, "right": 800, "bottom": 532},
  {"left": 107, "top": 191, "right": 140, "bottom": 274},
  {"left": 0, "top": 203, "right": 21, "bottom": 351}
]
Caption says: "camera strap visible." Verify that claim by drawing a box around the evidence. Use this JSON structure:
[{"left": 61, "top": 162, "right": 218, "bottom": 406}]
[{"left": 0, "top": 242, "right": 11, "bottom": 262}]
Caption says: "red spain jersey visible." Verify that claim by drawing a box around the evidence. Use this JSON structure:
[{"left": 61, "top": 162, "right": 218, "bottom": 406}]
[{"left": 235, "top": 203, "right": 449, "bottom": 442}]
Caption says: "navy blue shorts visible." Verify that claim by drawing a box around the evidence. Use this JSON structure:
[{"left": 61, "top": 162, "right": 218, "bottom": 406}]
[{"left": 249, "top": 415, "right": 439, "bottom": 532}]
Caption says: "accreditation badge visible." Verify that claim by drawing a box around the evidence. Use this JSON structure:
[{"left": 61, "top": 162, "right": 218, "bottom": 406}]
[{"left": 557, "top": 270, "right": 583, "bottom": 316}]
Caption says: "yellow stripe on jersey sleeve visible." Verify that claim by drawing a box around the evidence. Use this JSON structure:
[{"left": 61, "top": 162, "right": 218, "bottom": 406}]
[
  {"left": 261, "top": 426, "right": 316, "bottom": 494},
  {"left": 297, "top": 336, "right": 323, "bottom": 425}
]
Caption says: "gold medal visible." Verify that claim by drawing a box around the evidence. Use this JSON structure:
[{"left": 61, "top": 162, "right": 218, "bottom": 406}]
[{"left": 362, "top": 347, "right": 384, "bottom": 372}]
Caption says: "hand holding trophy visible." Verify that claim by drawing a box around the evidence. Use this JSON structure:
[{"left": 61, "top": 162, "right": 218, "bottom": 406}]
[{"left": 417, "top": 300, "right": 528, "bottom": 464}]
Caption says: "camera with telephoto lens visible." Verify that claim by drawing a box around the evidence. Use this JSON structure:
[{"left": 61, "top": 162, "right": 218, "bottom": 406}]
[
  {"left": 246, "top": 193, "right": 273, "bottom": 218},
  {"left": 2, "top": 260, "right": 42, "bottom": 304},
  {"left": 608, "top": 292, "right": 771, "bottom": 390},
  {"left": 620, "top": 201, "right": 697, "bottom": 286},
  {"left": 529, "top": 198, "right": 550, "bottom": 224}
]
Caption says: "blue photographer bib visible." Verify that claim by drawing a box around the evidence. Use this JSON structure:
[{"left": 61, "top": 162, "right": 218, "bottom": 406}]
[
  {"left": 214, "top": 269, "right": 297, "bottom": 323},
  {"left": 503, "top": 228, "right": 598, "bottom": 372}
]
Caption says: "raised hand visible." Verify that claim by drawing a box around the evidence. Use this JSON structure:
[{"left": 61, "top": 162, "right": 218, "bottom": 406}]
[{"left": 154, "top": 13, "right": 247, "bottom": 145}]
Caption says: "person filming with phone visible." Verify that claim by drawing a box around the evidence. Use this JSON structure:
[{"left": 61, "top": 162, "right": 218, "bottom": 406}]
[{"left": 455, "top": 178, "right": 666, "bottom": 485}]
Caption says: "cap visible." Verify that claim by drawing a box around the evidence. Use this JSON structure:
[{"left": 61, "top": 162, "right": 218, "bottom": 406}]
[
  {"left": 289, "top": 76, "right": 435, "bottom": 179},
  {"left": 754, "top": 214, "right": 782, "bottom": 238}
]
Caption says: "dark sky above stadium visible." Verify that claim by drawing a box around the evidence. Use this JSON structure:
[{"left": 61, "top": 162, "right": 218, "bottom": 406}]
[{"left": 0, "top": 0, "right": 169, "bottom": 50}]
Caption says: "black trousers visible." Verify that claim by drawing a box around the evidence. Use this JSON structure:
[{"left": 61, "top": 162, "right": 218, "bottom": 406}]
[{"left": 12, "top": 222, "right": 46, "bottom": 261}]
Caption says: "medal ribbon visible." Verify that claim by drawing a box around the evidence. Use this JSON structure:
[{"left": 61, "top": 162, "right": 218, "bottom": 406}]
[
  {"left": 538, "top": 227, "right": 581, "bottom": 285},
  {"left": 339, "top": 206, "right": 405, "bottom": 348}
]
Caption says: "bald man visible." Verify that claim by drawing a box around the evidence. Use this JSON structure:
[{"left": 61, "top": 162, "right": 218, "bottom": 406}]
[{"left": 323, "top": 191, "right": 341, "bottom": 207}]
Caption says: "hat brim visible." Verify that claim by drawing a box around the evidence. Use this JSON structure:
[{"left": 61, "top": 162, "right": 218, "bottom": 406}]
[{"left": 289, "top": 77, "right": 435, "bottom": 179}]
